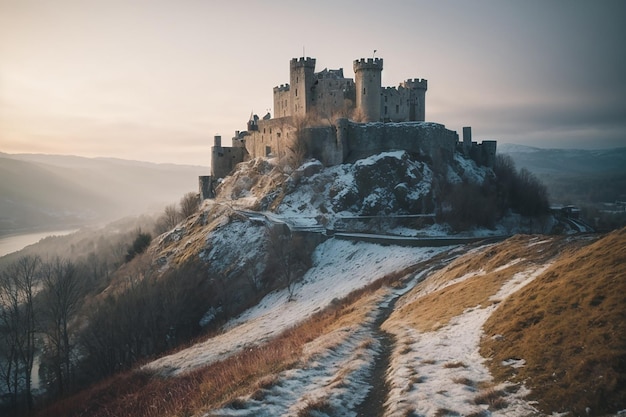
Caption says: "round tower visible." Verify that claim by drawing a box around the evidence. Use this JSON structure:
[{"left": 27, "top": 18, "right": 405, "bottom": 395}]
[
  {"left": 353, "top": 58, "right": 383, "bottom": 122},
  {"left": 290, "top": 57, "right": 316, "bottom": 118}
]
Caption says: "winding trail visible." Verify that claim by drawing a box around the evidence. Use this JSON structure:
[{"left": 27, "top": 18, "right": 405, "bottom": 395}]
[
  {"left": 354, "top": 295, "right": 399, "bottom": 417},
  {"left": 355, "top": 254, "right": 459, "bottom": 417}
]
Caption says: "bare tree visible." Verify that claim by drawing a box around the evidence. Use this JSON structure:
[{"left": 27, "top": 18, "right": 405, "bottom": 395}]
[
  {"left": 266, "top": 225, "right": 309, "bottom": 300},
  {"left": 39, "top": 257, "right": 83, "bottom": 396},
  {"left": 0, "top": 255, "right": 40, "bottom": 410},
  {"left": 180, "top": 191, "right": 200, "bottom": 219},
  {"left": 155, "top": 204, "right": 182, "bottom": 234}
]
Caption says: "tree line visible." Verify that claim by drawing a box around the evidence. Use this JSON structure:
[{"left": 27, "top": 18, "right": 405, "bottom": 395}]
[
  {"left": 438, "top": 154, "right": 550, "bottom": 231},
  {"left": 0, "top": 192, "right": 202, "bottom": 415},
  {"left": 0, "top": 255, "right": 81, "bottom": 412}
]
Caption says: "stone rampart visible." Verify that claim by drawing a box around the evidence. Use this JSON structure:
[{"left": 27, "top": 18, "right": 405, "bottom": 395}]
[{"left": 344, "top": 121, "right": 458, "bottom": 162}]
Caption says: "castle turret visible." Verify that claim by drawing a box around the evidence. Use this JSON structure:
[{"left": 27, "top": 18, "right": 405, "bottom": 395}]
[
  {"left": 290, "top": 57, "right": 316, "bottom": 118},
  {"left": 401, "top": 78, "right": 427, "bottom": 121},
  {"left": 353, "top": 58, "right": 383, "bottom": 122}
]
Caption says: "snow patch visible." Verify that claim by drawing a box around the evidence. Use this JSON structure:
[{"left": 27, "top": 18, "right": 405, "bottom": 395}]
[
  {"left": 146, "top": 240, "right": 449, "bottom": 376},
  {"left": 385, "top": 264, "right": 551, "bottom": 417}
]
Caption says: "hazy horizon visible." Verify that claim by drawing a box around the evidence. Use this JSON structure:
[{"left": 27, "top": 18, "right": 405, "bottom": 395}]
[{"left": 2, "top": 0, "right": 625, "bottom": 165}]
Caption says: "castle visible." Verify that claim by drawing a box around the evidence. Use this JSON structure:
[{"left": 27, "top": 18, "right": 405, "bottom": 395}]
[{"left": 200, "top": 56, "right": 496, "bottom": 199}]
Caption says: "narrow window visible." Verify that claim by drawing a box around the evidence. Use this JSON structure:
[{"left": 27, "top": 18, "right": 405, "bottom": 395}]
[
  {"left": 396, "top": 105, "right": 399, "bottom": 113},
  {"left": 363, "top": 87, "right": 366, "bottom": 95},
  {"left": 385, "top": 106, "right": 388, "bottom": 115}
]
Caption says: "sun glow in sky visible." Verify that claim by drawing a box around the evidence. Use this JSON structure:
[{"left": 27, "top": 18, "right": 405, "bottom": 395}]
[{"left": 1, "top": 0, "right": 625, "bottom": 165}]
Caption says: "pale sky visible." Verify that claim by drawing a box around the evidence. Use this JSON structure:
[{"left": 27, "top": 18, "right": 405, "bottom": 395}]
[{"left": 1, "top": 0, "right": 625, "bottom": 166}]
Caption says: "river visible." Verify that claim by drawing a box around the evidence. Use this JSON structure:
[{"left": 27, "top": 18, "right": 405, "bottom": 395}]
[{"left": 0, "top": 229, "right": 78, "bottom": 257}]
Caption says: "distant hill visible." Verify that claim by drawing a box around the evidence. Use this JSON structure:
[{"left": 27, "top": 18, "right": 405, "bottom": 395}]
[
  {"left": 498, "top": 144, "right": 626, "bottom": 175},
  {"left": 499, "top": 144, "right": 626, "bottom": 205},
  {"left": 0, "top": 153, "right": 207, "bottom": 235}
]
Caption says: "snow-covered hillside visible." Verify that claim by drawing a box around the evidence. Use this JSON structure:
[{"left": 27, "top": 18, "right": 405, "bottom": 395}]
[
  {"left": 143, "top": 232, "right": 622, "bottom": 417},
  {"left": 216, "top": 150, "right": 493, "bottom": 230},
  {"left": 146, "top": 239, "right": 450, "bottom": 377}
]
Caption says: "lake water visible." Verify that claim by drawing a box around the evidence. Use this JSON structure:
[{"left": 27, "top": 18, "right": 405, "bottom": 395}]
[{"left": 0, "top": 229, "right": 78, "bottom": 257}]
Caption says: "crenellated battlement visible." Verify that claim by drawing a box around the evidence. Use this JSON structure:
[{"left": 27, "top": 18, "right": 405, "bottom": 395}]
[
  {"left": 353, "top": 58, "right": 383, "bottom": 72},
  {"left": 401, "top": 79, "right": 428, "bottom": 89},
  {"left": 290, "top": 57, "right": 316, "bottom": 69},
  {"left": 273, "top": 84, "right": 290, "bottom": 93}
]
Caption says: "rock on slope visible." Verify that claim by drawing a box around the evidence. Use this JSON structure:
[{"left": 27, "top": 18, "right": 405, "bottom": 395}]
[{"left": 213, "top": 150, "right": 492, "bottom": 232}]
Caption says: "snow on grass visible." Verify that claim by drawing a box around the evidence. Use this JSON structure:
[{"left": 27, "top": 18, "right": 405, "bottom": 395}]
[
  {"left": 489, "top": 263, "right": 552, "bottom": 303},
  {"left": 384, "top": 263, "right": 551, "bottom": 417},
  {"left": 200, "top": 219, "right": 266, "bottom": 272},
  {"left": 208, "top": 268, "right": 436, "bottom": 417},
  {"left": 146, "top": 239, "right": 449, "bottom": 377},
  {"left": 207, "top": 321, "right": 379, "bottom": 417}
]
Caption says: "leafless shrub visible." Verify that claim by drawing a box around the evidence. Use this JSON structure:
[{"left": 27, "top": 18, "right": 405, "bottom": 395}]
[
  {"left": 155, "top": 203, "right": 182, "bottom": 234},
  {"left": 179, "top": 191, "right": 200, "bottom": 218},
  {"left": 452, "top": 376, "right": 475, "bottom": 387}
]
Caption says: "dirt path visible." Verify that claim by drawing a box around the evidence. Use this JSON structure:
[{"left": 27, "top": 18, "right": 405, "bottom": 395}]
[
  {"left": 354, "top": 253, "right": 460, "bottom": 417},
  {"left": 354, "top": 297, "right": 398, "bottom": 417}
]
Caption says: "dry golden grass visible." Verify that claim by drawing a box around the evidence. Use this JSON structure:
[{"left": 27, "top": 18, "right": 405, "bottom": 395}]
[
  {"left": 481, "top": 228, "right": 626, "bottom": 416},
  {"left": 386, "top": 235, "right": 573, "bottom": 332},
  {"left": 162, "top": 202, "right": 232, "bottom": 266}
]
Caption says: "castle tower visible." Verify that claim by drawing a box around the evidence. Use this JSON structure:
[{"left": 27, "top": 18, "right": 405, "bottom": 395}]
[
  {"left": 401, "top": 78, "right": 428, "bottom": 122},
  {"left": 290, "top": 57, "right": 316, "bottom": 118},
  {"left": 353, "top": 58, "right": 383, "bottom": 122},
  {"left": 462, "top": 126, "right": 472, "bottom": 156}
]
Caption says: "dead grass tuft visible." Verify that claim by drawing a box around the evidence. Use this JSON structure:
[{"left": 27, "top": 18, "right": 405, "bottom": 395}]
[
  {"left": 480, "top": 228, "right": 626, "bottom": 415},
  {"left": 474, "top": 388, "right": 508, "bottom": 409},
  {"left": 297, "top": 397, "right": 333, "bottom": 417},
  {"left": 443, "top": 361, "right": 467, "bottom": 369},
  {"left": 452, "top": 376, "right": 475, "bottom": 387}
]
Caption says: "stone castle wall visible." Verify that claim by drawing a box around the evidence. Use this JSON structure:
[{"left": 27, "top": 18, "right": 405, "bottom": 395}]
[
  {"left": 344, "top": 121, "right": 458, "bottom": 162},
  {"left": 205, "top": 56, "right": 496, "bottom": 185},
  {"left": 211, "top": 143, "right": 247, "bottom": 178}
]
